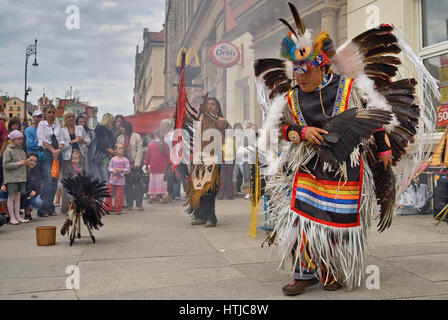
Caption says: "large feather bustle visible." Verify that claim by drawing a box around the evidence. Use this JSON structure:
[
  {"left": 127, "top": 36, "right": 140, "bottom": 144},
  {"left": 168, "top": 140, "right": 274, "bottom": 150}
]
[{"left": 62, "top": 172, "right": 110, "bottom": 231}]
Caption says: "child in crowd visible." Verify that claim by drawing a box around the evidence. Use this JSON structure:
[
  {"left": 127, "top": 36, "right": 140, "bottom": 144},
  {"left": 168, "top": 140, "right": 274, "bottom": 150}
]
[
  {"left": 105, "top": 143, "right": 130, "bottom": 214},
  {"left": 60, "top": 150, "right": 84, "bottom": 215},
  {"left": 67, "top": 149, "right": 84, "bottom": 176},
  {"left": 21, "top": 153, "right": 42, "bottom": 220},
  {"left": 145, "top": 130, "right": 170, "bottom": 204},
  {"left": 2, "top": 130, "right": 28, "bottom": 225}
]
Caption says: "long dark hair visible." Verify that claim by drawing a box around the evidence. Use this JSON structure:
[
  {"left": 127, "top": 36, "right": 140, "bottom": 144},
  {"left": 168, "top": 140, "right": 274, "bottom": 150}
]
[
  {"left": 7, "top": 116, "right": 22, "bottom": 132},
  {"left": 207, "top": 97, "right": 224, "bottom": 118},
  {"left": 121, "top": 121, "right": 133, "bottom": 137}
]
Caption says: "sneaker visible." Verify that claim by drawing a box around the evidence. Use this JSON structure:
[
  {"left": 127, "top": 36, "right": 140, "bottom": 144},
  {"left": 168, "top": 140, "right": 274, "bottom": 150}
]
[
  {"left": 18, "top": 217, "right": 29, "bottom": 223},
  {"left": 244, "top": 194, "right": 250, "bottom": 199},
  {"left": 24, "top": 215, "right": 32, "bottom": 221},
  {"left": 191, "top": 218, "right": 206, "bottom": 225},
  {"left": 282, "top": 278, "right": 319, "bottom": 296},
  {"left": 9, "top": 219, "right": 19, "bottom": 225},
  {"left": 205, "top": 221, "right": 216, "bottom": 228}
]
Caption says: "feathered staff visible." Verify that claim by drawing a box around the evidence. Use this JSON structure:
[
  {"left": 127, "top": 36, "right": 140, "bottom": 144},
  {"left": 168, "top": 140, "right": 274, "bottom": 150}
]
[
  {"left": 60, "top": 172, "right": 110, "bottom": 246},
  {"left": 172, "top": 51, "right": 200, "bottom": 180}
]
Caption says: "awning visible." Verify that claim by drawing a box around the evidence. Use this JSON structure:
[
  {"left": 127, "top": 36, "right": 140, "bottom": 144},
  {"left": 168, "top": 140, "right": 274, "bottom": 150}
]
[{"left": 124, "top": 106, "right": 175, "bottom": 135}]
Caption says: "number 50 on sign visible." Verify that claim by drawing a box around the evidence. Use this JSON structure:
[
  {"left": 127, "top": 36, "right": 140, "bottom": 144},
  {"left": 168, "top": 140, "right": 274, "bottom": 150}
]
[{"left": 437, "top": 105, "right": 448, "bottom": 128}]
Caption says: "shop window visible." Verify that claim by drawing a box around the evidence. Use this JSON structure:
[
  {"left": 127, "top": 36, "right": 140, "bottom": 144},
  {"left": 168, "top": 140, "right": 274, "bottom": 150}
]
[
  {"left": 421, "top": 0, "right": 448, "bottom": 47},
  {"left": 420, "top": 0, "right": 448, "bottom": 131},
  {"left": 424, "top": 54, "right": 448, "bottom": 130}
]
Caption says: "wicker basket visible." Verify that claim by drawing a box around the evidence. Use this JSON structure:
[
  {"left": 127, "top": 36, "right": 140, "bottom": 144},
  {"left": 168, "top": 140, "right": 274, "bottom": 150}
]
[{"left": 36, "top": 226, "right": 56, "bottom": 246}]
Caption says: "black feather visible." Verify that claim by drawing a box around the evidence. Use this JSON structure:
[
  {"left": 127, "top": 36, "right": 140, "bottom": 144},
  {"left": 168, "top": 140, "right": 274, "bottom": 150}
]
[
  {"left": 364, "top": 55, "right": 401, "bottom": 66},
  {"left": 352, "top": 24, "right": 394, "bottom": 44},
  {"left": 269, "top": 80, "right": 292, "bottom": 99},
  {"left": 365, "top": 147, "right": 395, "bottom": 232},
  {"left": 288, "top": 2, "right": 305, "bottom": 35},
  {"left": 263, "top": 69, "right": 288, "bottom": 88},
  {"left": 318, "top": 108, "right": 393, "bottom": 165},
  {"left": 365, "top": 63, "right": 398, "bottom": 78},
  {"left": 254, "top": 58, "right": 285, "bottom": 77},
  {"left": 279, "top": 18, "right": 298, "bottom": 39},
  {"left": 365, "top": 44, "right": 401, "bottom": 59},
  {"left": 357, "top": 33, "right": 397, "bottom": 51}
]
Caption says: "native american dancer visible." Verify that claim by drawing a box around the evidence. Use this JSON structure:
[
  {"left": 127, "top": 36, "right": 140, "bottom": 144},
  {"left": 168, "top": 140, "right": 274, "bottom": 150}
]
[
  {"left": 172, "top": 52, "right": 230, "bottom": 227},
  {"left": 254, "top": 3, "right": 439, "bottom": 294}
]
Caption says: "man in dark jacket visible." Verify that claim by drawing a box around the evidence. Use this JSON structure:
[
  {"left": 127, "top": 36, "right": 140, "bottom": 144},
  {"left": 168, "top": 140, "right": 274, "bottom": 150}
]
[{"left": 21, "top": 153, "right": 42, "bottom": 220}]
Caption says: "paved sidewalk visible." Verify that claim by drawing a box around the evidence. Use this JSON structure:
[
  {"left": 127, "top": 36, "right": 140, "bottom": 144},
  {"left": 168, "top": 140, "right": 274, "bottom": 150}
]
[{"left": 0, "top": 198, "right": 448, "bottom": 300}]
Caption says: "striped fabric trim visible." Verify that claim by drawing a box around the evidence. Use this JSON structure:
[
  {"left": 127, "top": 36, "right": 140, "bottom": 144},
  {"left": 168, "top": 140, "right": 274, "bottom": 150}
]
[
  {"left": 296, "top": 190, "right": 359, "bottom": 214},
  {"left": 287, "top": 89, "right": 307, "bottom": 126},
  {"left": 333, "top": 76, "right": 354, "bottom": 116},
  {"left": 292, "top": 166, "right": 363, "bottom": 225}
]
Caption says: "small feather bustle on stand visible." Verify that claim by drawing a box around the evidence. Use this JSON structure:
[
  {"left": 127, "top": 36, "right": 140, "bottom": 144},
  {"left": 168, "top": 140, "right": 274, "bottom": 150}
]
[{"left": 60, "top": 172, "right": 110, "bottom": 246}]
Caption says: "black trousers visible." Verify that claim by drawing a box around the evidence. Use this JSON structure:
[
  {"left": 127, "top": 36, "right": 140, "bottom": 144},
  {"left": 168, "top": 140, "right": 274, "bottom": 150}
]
[
  {"left": 125, "top": 168, "right": 144, "bottom": 208},
  {"left": 194, "top": 190, "right": 217, "bottom": 224}
]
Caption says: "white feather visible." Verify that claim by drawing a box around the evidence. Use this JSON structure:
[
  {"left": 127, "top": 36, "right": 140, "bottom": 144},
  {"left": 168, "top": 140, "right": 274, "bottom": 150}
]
[{"left": 258, "top": 95, "right": 287, "bottom": 174}]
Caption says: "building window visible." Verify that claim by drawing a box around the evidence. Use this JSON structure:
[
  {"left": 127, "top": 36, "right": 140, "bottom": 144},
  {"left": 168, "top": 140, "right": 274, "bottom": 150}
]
[
  {"left": 420, "top": 0, "right": 448, "bottom": 130},
  {"left": 13, "top": 101, "right": 16, "bottom": 105},
  {"left": 421, "top": 0, "right": 448, "bottom": 48},
  {"left": 424, "top": 54, "right": 448, "bottom": 130},
  {"left": 17, "top": 114, "right": 20, "bottom": 119},
  {"left": 9, "top": 106, "right": 13, "bottom": 111},
  {"left": 17, "top": 106, "right": 21, "bottom": 111}
]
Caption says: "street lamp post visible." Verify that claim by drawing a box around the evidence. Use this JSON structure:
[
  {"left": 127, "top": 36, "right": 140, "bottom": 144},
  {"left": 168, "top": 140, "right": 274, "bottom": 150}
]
[{"left": 24, "top": 39, "right": 38, "bottom": 128}]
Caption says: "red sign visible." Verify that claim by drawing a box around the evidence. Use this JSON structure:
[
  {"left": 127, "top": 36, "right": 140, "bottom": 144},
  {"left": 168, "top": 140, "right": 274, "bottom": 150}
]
[
  {"left": 438, "top": 105, "right": 448, "bottom": 127},
  {"left": 208, "top": 42, "right": 240, "bottom": 68}
]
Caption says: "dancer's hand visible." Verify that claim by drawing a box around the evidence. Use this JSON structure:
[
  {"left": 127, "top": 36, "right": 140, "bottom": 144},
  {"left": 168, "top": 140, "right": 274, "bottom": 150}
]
[{"left": 304, "top": 127, "right": 328, "bottom": 145}]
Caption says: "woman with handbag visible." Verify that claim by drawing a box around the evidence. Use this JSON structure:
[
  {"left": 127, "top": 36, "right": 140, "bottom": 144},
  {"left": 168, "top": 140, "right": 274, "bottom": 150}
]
[
  {"left": 36, "top": 105, "right": 64, "bottom": 217},
  {"left": 90, "top": 113, "right": 116, "bottom": 183}
]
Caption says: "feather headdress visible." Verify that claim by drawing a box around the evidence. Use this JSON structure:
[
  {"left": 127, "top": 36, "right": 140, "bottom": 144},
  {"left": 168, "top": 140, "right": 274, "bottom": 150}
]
[{"left": 279, "top": 2, "right": 335, "bottom": 74}]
